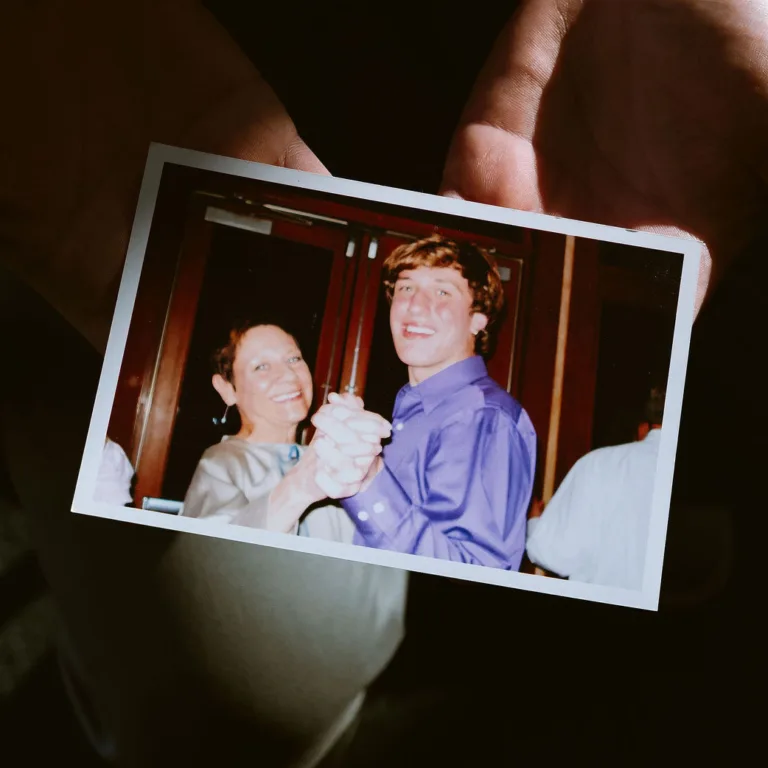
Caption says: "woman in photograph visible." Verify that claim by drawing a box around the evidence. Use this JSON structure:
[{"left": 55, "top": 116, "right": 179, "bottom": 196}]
[{"left": 181, "top": 321, "right": 389, "bottom": 543}]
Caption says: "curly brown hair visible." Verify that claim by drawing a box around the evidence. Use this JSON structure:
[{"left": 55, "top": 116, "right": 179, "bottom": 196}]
[{"left": 382, "top": 234, "right": 505, "bottom": 354}]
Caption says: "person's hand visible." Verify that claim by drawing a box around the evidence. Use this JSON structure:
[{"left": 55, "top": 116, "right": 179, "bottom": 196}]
[
  {"left": 268, "top": 425, "right": 381, "bottom": 530},
  {"left": 312, "top": 394, "right": 392, "bottom": 464},
  {"left": 442, "top": 0, "right": 768, "bottom": 311},
  {"left": 310, "top": 393, "right": 391, "bottom": 498},
  {"left": 442, "top": 0, "right": 763, "bottom": 606},
  {"left": 0, "top": 0, "right": 328, "bottom": 352},
  {"left": 528, "top": 497, "right": 546, "bottom": 520},
  {"left": 267, "top": 439, "right": 359, "bottom": 524}
]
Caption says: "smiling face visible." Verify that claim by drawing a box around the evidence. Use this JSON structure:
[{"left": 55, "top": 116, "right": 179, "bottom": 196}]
[
  {"left": 389, "top": 266, "right": 488, "bottom": 384},
  {"left": 212, "top": 324, "right": 313, "bottom": 442}
]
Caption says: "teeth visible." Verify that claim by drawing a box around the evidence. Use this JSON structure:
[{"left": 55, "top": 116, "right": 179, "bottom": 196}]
[
  {"left": 405, "top": 325, "right": 435, "bottom": 336},
  {"left": 273, "top": 392, "right": 300, "bottom": 403}
]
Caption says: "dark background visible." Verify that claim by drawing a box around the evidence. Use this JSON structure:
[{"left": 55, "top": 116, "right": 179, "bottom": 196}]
[{"left": 592, "top": 244, "right": 681, "bottom": 448}]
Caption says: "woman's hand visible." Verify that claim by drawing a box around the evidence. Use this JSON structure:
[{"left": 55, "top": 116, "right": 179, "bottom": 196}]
[
  {"left": 266, "top": 443, "right": 348, "bottom": 533},
  {"left": 310, "top": 393, "right": 391, "bottom": 499},
  {"left": 265, "top": 394, "right": 390, "bottom": 530}
]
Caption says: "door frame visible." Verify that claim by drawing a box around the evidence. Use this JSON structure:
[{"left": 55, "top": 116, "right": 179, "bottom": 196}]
[{"left": 131, "top": 194, "right": 357, "bottom": 504}]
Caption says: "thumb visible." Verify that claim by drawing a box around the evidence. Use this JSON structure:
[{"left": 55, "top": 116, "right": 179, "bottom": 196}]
[
  {"left": 440, "top": 0, "right": 579, "bottom": 209},
  {"left": 279, "top": 135, "right": 329, "bottom": 176}
]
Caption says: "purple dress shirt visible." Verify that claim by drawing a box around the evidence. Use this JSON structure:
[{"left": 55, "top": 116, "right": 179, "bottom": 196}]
[{"left": 342, "top": 356, "right": 537, "bottom": 570}]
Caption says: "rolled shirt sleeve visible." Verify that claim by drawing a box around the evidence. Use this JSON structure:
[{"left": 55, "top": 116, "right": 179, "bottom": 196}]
[{"left": 343, "top": 408, "right": 533, "bottom": 569}]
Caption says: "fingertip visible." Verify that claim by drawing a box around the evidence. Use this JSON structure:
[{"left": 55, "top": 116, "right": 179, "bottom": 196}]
[{"left": 280, "top": 136, "right": 330, "bottom": 176}]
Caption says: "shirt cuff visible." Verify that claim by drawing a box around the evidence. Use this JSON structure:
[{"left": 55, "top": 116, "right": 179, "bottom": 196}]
[{"left": 342, "top": 464, "right": 412, "bottom": 547}]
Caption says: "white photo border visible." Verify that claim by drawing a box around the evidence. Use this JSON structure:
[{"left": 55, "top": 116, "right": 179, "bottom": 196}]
[{"left": 72, "top": 143, "right": 702, "bottom": 612}]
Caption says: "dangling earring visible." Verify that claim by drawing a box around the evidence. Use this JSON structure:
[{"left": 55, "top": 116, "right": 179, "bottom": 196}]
[{"left": 212, "top": 405, "right": 230, "bottom": 426}]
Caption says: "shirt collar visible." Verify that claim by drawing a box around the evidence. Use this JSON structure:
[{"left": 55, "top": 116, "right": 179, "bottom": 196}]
[{"left": 398, "top": 356, "right": 489, "bottom": 415}]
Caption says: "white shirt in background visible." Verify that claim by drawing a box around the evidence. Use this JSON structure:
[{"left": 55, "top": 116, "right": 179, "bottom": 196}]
[
  {"left": 526, "top": 429, "right": 662, "bottom": 591},
  {"left": 94, "top": 438, "right": 134, "bottom": 506}
]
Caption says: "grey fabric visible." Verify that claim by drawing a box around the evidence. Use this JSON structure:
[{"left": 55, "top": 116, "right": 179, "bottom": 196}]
[{"left": 0, "top": 265, "right": 408, "bottom": 767}]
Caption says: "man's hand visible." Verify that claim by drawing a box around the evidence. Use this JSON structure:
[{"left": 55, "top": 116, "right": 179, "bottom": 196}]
[
  {"left": 442, "top": 0, "right": 768, "bottom": 310},
  {"left": 442, "top": 0, "right": 767, "bottom": 604},
  {"left": 310, "top": 393, "right": 391, "bottom": 499},
  {"left": 0, "top": 0, "right": 328, "bottom": 351}
]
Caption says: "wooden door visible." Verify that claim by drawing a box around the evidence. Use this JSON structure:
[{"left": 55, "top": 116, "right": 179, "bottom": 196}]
[{"left": 132, "top": 196, "right": 356, "bottom": 505}]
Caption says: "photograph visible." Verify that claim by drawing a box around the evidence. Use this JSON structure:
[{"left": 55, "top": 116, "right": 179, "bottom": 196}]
[{"left": 72, "top": 143, "right": 701, "bottom": 610}]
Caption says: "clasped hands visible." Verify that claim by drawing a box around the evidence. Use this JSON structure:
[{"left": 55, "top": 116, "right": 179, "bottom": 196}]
[{"left": 309, "top": 392, "right": 391, "bottom": 500}]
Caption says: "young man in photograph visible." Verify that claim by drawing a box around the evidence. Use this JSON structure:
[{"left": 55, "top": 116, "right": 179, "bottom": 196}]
[{"left": 313, "top": 235, "right": 537, "bottom": 570}]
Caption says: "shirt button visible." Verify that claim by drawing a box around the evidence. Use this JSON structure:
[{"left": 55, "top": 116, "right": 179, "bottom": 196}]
[
  {"left": 357, "top": 510, "right": 370, "bottom": 522},
  {"left": 373, "top": 502, "right": 385, "bottom": 514},
  {"left": 395, "top": 422, "right": 404, "bottom": 431}
]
